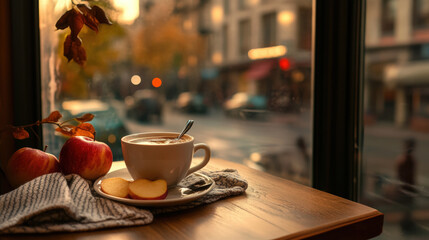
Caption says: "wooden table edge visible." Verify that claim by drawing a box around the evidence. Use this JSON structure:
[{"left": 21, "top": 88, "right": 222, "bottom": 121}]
[
  {"left": 280, "top": 211, "right": 384, "bottom": 240},
  {"left": 204, "top": 158, "right": 384, "bottom": 239}
]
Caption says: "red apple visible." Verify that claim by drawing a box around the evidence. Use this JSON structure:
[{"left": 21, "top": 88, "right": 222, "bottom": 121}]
[
  {"left": 128, "top": 179, "right": 168, "bottom": 200},
  {"left": 59, "top": 136, "right": 113, "bottom": 180},
  {"left": 5, "top": 147, "right": 60, "bottom": 188}
]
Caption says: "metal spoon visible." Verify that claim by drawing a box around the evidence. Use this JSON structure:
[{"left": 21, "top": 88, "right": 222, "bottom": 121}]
[{"left": 176, "top": 120, "right": 194, "bottom": 140}]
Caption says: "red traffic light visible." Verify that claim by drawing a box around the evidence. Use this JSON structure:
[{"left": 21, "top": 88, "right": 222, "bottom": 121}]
[{"left": 279, "top": 58, "right": 291, "bottom": 71}]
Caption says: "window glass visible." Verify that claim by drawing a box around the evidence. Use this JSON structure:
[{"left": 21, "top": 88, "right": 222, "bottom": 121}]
[
  {"left": 363, "top": 0, "right": 429, "bottom": 238},
  {"left": 262, "top": 12, "right": 277, "bottom": 47},
  {"left": 222, "top": 24, "right": 228, "bottom": 61},
  {"left": 381, "top": 0, "right": 396, "bottom": 36},
  {"left": 239, "top": 19, "right": 251, "bottom": 57},
  {"left": 238, "top": 0, "right": 250, "bottom": 10},
  {"left": 223, "top": 0, "right": 229, "bottom": 16},
  {"left": 39, "top": 0, "right": 313, "bottom": 186},
  {"left": 413, "top": 0, "right": 429, "bottom": 30}
]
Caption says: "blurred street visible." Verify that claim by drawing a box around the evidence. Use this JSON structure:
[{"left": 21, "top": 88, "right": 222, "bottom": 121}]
[
  {"left": 112, "top": 99, "right": 429, "bottom": 188},
  {"left": 112, "top": 100, "right": 312, "bottom": 184}
]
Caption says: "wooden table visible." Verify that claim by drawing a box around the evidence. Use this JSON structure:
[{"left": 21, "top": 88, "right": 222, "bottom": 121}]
[{"left": 2, "top": 158, "right": 383, "bottom": 240}]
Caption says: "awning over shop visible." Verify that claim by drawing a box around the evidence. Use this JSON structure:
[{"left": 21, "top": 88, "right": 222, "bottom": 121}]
[
  {"left": 245, "top": 60, "right": 273, "bottom": 80},
  {"left": 385, "top": 61, "right": 429, "bottom": 86}
]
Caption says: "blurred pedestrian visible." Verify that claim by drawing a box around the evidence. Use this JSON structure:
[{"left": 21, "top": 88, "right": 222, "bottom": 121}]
[
  {"left": 395, "top": 138, "right": 417, "bottom": 232},
  {"left": 396, "top": 138, "right": 416, "bottom": 192},
  {"left": 296, "top": 136, "right": 310, "bottom": 178}
]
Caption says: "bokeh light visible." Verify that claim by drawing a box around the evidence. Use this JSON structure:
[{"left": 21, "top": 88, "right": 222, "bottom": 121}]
[
  {"left": 131, "top": 75, "right": 141, "bottom": 85},
  {"left": 279, "top": 58, "right": 291, "bottom": 71},
  {"left": 248, "top": 45, "right": 287, "bottom": 60},
  {"left": 108, "top": 134, "right": 117, "bottom": 143},
  {"left": 113, "top": 0, "right": 140, "bottom": 25},
  {"left": 278, "top": 11, "right": 295, "bottom": 25},
  {"left": 152, "top": 78, "right": 162, "bottom": 88}
]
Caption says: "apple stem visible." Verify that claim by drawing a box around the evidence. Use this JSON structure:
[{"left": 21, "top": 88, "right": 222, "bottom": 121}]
[
  {"left": 93, "top": 131, "right": 96, "bottom": 141},
  {"left": 43, "top": 145, "right": 48, "bottom": 152}
]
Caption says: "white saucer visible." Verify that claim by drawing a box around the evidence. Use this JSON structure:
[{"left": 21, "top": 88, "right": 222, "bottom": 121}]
[{"left": 93, "top": 168, "right": 215, "bottom": 207}]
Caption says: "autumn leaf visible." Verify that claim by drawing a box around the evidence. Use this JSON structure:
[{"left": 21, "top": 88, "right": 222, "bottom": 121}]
[
  {"left": 91, "top": 5, "right": 112, "bottom": 25},
  {"left": 64, "top": 35, "right": 73, "bottom": 61},
  {"left": 56, "top": 4, "right": 111, "bottom": 66},
  {"left": 72, "top": 40, "right": 87, "bottom": 66},
  {"left": 55, "top": 9, "right": 85, "bottom": 39},
  {"left": 64, "top": 35, "right": 86, "bottom": 66},
  {"left": 55, "top": 9, "right": 73, "bottom": 30},
  {"left": 42, "top": 111, "right": 63, "bottom": 123},
  {"left": 69, "top": 9, "right": 85, "bottom": 40},
  {"left": 12, "top": 127, "right": 30, "bottom": 140},
  {"left": 56, "top": 123, "right": 95, "bottom": 139},
  {"left": 75, "top": 123, "right": 95, "bottom": 138},
  {"left": 77, "top": 4, "right": 100, "bottom": 32},
  {"left": 75, "top": 113, "right": 94, "bottom": 122},
  {"left": 56, "top": 125, "right": 77, "bottom": 137}
]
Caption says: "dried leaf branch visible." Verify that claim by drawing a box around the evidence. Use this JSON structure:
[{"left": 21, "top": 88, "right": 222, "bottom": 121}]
[
  {"left": 0, "top": 111, "right": 96, "bottom": 141},
  {"left": 56, "top": 1, "right": 112, "bottom": 66}
]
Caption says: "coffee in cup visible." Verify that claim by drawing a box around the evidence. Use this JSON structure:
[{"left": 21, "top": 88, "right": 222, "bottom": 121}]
[
  {"left": 121, "top": 132, "right": 211, "bottom": 187},
  {"left": 128, "top": 135, "right": 190, "bottom": 145}
]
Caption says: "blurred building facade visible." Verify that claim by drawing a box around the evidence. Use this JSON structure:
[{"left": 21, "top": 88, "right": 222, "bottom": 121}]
[
  {"left": 200, "top": 0, "right": 313, "bottom": 111},
  {"left": 200, "top": 0, "right": 312, "bottom": 65},
  {"left": 365, "top": 0, "right": 429, "bottom": 130},
  {"left": 133, "top": 0, "right": 313, "bottom": 112}
]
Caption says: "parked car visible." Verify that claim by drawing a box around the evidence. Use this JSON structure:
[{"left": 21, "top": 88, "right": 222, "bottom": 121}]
[
  {"left": 176, "top": 92, "right": 208, "bottom": 114},
  {"left": 60, "top": 99, "right": 128, "bottom": 161},
  {"left": 126, "top": 89, "right": 163, "bottom": 123},
  {"left": 223, "top": 92, "right": 267, "bottom": 119}
]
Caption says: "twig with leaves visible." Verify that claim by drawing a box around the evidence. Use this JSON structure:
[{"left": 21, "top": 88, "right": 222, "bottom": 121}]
[
  {"left": 55, "top": 1, "right": 112, "bottom": 66},
  {"left": 0, "top": 111, "right": 96, "bottom": 141}
]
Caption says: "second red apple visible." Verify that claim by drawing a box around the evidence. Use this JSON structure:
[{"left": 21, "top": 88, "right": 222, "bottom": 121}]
[{"left": 59, "top": 136, "right": 113, "bottom": 180}]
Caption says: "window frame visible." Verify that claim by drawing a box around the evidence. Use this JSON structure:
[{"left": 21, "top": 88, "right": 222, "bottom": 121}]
[
  {"left": 8, "top": 0, "right": 366, "bottom": 201},
  {"left": 9, "top": 0, "right": 43, "bottom": 151},
  {"left": 312, "top": 0, "right": 365, "bottom": 200}
]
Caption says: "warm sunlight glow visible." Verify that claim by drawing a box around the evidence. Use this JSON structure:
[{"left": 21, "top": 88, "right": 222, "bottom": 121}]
[
  {"left": 62, "top": 100, "right": 109, "bottom": 116},
  {"left": 211, "top": 6, "right": 223, "bottom": 26},
  {"left": 250, "top": 152, "right": 262, "bottom": 162},
  {"left": 249, "top": 0, "right": 260, "bottom": 6},
  {"left": 183, "top": 19, "right": 193, "bottom": 31},
  {"left": 131, "top": 75, "right": 141, "bottom": 85},
  {"left": 212, "top": 52, "right": 223, "bottom": 64},
  {"left": 278, "top": 11, "right": 295, "bottom": 25},
  {"left": 113, "top": 0, "right": 140, "bottom": 25},
  {"left": 248, "top": 45, "right": 287, "bottom": 60},
  {"left": 53, "top": 0, "right": 72, "bottom": 15}
]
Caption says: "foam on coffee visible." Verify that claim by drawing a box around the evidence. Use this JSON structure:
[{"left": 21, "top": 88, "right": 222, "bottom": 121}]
[{"left": 129, "top": 136, "right": 190, "bottom": 145}]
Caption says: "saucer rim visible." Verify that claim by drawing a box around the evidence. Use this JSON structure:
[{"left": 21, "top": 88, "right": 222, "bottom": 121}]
[{"left": 93, "top": 168, "right": 215, "bottom": 207}]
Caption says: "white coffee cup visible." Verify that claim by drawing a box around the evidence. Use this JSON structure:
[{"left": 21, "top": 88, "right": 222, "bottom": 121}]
[{"left": 121, "top": 132, "right": 211, "bottom": 187}]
